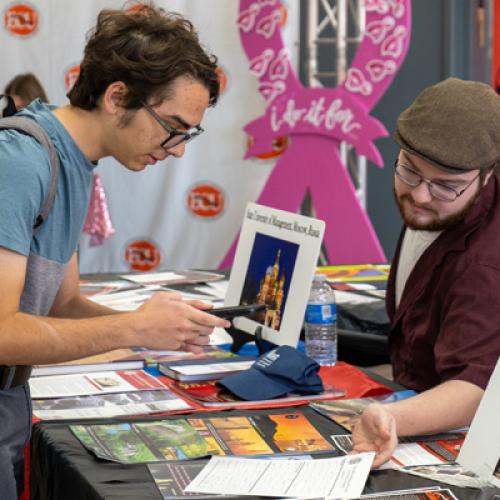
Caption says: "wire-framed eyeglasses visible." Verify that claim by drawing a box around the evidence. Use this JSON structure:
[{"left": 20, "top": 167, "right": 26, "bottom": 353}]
[
  {"left": 142, "top": 102, "right": 204, "bottom": 150},
  {"left": 394, "top": 160, "right": 480, "bottom": 202}
]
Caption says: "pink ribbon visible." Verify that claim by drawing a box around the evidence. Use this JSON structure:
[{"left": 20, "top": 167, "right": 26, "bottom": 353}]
[
  {"left": 83, "top": 173, "right": 115, "bottom": 247},
  {"left": 220, "top": 0, "right": 411, "bottom": 267}
]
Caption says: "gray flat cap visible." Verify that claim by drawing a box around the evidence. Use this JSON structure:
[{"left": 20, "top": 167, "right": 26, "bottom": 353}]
[{"left": 394, "top": 78, "right": 500, "bottom": 173}]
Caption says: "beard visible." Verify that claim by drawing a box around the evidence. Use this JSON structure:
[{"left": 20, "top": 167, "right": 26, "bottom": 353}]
[{"left": 393, "top": 186, "right": 481, "bottom": 231}]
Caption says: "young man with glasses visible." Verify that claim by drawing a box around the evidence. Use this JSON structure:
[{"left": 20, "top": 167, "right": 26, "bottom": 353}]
[
  {"left": 0, "top": 5, "right": 230, "bottom": 497},
  {"left": 351, "top": 78, "right": 500, "bottom": 467}
]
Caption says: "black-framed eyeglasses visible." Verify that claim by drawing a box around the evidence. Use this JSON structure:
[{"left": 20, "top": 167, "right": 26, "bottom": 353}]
[
  {"left": 394, "top": 160, "right": 480, "bottom": 202},
  {"left": 142, "top": 102, "right": 204, "bottom": 150}
]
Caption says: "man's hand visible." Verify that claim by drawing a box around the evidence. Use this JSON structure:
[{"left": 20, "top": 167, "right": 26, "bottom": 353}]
[
  {"left": 351, "top": 403, "right": 397, "bottom": 468},
  {"left": 133, "top": 292, "right": 231, "bottom": 353}
]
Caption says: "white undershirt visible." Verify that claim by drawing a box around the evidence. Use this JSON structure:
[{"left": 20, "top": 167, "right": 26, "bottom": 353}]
[{"left": 395, "top": 228, "right": 442, "bottom": 308}]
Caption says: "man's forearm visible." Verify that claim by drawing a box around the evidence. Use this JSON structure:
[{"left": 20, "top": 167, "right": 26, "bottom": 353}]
[
  {"left": 0, "top": 311, "right": 137, "bottom": 365},
  {"left": 0, "top": 292, "right": 229, "bottom": 366},
  {"left": 386, "top": 380, "right": 484, "bottom": 436},
  {"left": 50, "top": 293, "right": 120, "bottom": 319}
]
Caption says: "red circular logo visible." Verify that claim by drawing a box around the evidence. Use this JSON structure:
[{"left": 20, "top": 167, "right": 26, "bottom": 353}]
[
  {"left": 126, "top": 3, "right": 147, "bottom": 15},
  {"left": 215, "top": 66, "right": 229, "bottom": 94},
  {"left": 4, "top": 3, "right": 39, "bottom": 37},
  {"left": 279, "top": 4, "right": 288, "bottom": 27},
  {"left": 248, "top": 135, "right": 289, "bottom": 160},
  {"left": 187, "top": 184, "right": 225, "bottom": 218},
  {"left": 124, "top": 239, "right": 161, "bottom": 272},
  {"left": 64, "top": 65, "right": 80, "bottom": 93}
]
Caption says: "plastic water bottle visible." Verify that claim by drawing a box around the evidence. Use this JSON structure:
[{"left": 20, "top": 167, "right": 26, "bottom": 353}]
[{"left": 304, "top": 274, "right": 337, "bottom": 366}]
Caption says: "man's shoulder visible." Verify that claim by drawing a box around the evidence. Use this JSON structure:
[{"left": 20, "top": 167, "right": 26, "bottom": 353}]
[{"left": 0, "top": 126, "right": 52, "bottom": 182}]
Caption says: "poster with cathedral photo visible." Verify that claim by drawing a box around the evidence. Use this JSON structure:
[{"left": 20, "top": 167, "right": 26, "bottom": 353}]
[
  {"left": 239, "top": 233, "right": 299, "bottom": 331},
  {"left": 225, "top": 203, "right": 325, "bottom": 347}
]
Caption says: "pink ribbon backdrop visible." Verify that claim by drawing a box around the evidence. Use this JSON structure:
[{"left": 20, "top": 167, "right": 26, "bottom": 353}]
[{"left": 221, "top": 0, "right": 411, "bottom": 267}]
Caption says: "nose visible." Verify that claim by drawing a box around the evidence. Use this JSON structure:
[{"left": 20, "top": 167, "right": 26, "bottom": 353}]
[
  {"left": 166, "top": 142, "right": 186, "bottom": 158},
  {"left": 410, "top": 180, "right": 433, "bottom": 204}
]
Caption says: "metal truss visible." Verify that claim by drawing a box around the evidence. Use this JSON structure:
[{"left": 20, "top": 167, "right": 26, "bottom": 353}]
[{"left": 303, "top": 0, "right": 367, "bottom": 209}]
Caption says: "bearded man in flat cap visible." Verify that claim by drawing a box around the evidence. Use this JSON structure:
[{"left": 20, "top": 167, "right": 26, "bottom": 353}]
[{"left": 351, "top": 78, "right": 500, "bottom": 467}]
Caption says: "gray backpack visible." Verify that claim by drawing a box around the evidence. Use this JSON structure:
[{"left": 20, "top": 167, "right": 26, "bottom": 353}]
[{"left": 0, "top": 94, "right": 59, "bottom": 230}]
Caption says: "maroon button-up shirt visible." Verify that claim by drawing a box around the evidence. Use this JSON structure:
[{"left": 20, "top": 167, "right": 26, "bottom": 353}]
[{"left": 387, "top": 175, "right": 500, "bottom": 392}]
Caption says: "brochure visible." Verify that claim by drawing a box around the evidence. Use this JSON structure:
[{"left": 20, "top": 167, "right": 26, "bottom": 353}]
[
  {"left": 331, "top": 432, "right": 465, "bottom": 470},
  {"left": 88, "top": 286, "right": 161, "bottom": 311},
  {"left": 355, "top": 487, "right": 458, "bottom": 499},
  {"left": 399, "top": 463, "right": 492, "bottom": 490},
  {"left": 170, "top": 380, "right": 345, "bottom": 409},
  {"left": 310, "top": 390, "right": 416, "bottom": 432},
  {"left": 32, "top": 389, "right": 192, "bottom": 421},
  {"left": 79, "top": 279, "right": 139, "bottom": 297},
  {"left": 29, "top": 370, "right": 167, "bottom": 398},
  {"left": 70, "top": 411, "right": 338, "bottom": 464},
  {"left": 158, "top": 357, "right": 255, "bottom": 382},
  {"left": 319, "top": 264, "right": 390, "bottom": 283},
  {"left": 225, "top": 202, "right": 325, "bottom": 347},
  {"left": 120, "top": 270, "right": 224, "bottom": 286},
  {"left": 33, "top": 345, "right": 234, "bottom": 377},
  {"left": 184, "top": 453, "right": 374, "bottom": 498},
  {"left": 123, "top": 346, "right": 236, "bottom": 367},
  {"left": 148, "top": 461, "right": 224, "bottom": 499},
  {"left": 31, "top": 357, "right": 144, "bottom": 377}
]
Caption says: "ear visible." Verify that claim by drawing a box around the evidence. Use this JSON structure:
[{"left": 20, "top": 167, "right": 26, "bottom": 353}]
[{"left": 102, "top": 81, "right": 128, "bottom": 115}]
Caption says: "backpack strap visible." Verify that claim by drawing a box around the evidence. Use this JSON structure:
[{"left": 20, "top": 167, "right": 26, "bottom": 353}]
[{"left": 0, "top": 116, "right": 60, "bottom": 231}]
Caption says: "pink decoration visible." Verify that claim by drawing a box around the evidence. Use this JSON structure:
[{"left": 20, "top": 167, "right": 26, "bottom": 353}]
[
  {"left": 83, "top": 173, "right": 115, "bottom": 247},
  {"left": 220, "top": 0, "right": 411, "bottom": 267}
]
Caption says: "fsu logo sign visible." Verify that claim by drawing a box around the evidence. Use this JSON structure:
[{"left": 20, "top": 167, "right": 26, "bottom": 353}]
[
  {"left": 126, "top": 4, "right": 146, "bottom": 14},
  {"left": 4, "top": 3, "right": 39, "bottom": 37},
  {"left": 64, "top": 65, "right": 80, "bottom": 93},
  {"left": 187, "top": 183, "right": 225, "bottom": 218},
  {"left": 248, "top": 135, "right": 288, "bottom": 160},
  {"left": 124, "top": 239, "right": 161, "bottom": 272},
  {"left": 278, "top": 2, "right": 288, "bottom": 27}
]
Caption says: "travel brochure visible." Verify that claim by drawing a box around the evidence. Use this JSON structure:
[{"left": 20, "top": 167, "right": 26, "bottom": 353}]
[
  {"left": 147, "top": 461, "right": 220, "bottom": 499},
  {"left": 32, "top": 389, "right": 192, "bottom": 421},
  {"left": 70, "top": 411, "right": 338, "bottom": 464},
  {"left": 169, "top": 380, "right": 345, "bottom": 409},
  {"left": 31, "top": 356, "right": 144, "bottom": 377},
  {"left": 319, "top": 264, "right": 390, "bottom": 283},
  {"left": 183, "top": 453, "right": 374, "bottom": 499},
  {"left": 355, "top": 488, "right": 459, "bottom": 499},
  {"left": 331, "top": 433, "right": 465, "bottom": 471},
  {"left": 158, "top": 357, "right": 256, "bottom": 382},
  {"left": 81, "top": 271, "right": 227, "bottom": 312},
  {"left": 399, "top": 463, "right": 493, "bottom": 490},
  {"left": 29, "top": 369, "right": 167, "bottom": 398}
]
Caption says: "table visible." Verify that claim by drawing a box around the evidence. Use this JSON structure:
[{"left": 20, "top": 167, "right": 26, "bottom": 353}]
[{"left": 29, "top": 399, "right": 499, "bottom": 500}]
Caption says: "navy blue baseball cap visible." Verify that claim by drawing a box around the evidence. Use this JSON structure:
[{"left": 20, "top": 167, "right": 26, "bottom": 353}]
[{"left": 218, "top": 345, "right": 324, "bottom": 401}]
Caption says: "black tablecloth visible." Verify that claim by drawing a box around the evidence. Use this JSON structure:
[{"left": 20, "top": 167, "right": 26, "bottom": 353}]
[{"left": 30, "top": 406, "right": 499, "bottom": 500}]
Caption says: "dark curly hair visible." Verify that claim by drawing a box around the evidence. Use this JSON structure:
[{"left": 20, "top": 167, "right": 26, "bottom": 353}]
[{"left": 68, "top": 3, "right": 219, "bottom": 110}]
